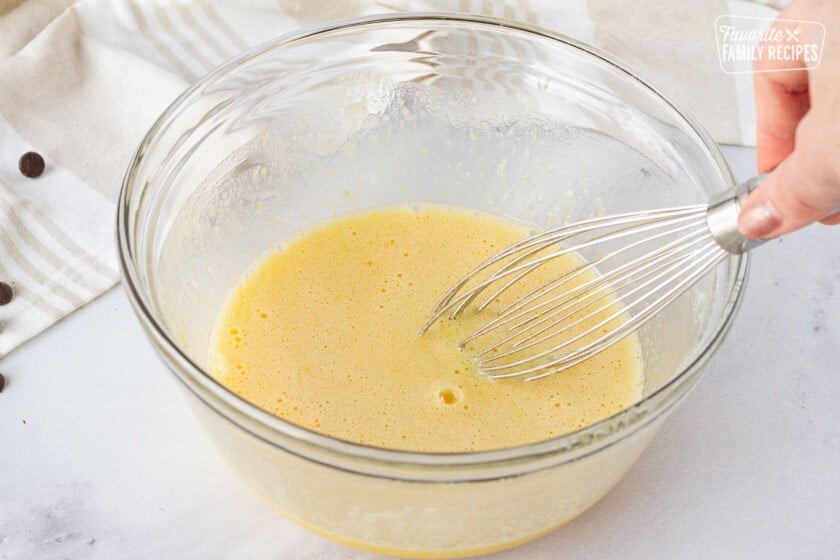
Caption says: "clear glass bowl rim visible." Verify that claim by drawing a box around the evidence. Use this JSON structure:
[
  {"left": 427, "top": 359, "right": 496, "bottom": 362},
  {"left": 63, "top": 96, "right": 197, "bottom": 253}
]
[{"left": 117, "top": 12, "right": 748, "bottom": 479}]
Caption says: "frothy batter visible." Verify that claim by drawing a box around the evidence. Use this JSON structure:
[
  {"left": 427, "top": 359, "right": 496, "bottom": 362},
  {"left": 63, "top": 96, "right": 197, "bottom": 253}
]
[{"left": 210, "top": 205, "right": 642, "bottom": 452}]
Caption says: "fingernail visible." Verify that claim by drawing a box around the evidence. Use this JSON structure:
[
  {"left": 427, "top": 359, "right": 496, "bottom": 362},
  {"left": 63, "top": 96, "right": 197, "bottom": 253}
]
[{"left": 738, "top": 200, "right": 782, "bottom": 238}]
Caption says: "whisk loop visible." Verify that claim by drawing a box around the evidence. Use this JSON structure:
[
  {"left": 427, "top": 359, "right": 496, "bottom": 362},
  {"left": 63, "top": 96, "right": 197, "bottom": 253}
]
[{"left": 421, "top": 176, "right": 765, "bottom": 381}]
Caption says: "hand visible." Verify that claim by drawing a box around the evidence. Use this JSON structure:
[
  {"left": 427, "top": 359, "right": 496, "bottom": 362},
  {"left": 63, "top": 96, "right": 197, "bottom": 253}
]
[{"left": 738, "top": 0, "right": 840, "bottom": 239}]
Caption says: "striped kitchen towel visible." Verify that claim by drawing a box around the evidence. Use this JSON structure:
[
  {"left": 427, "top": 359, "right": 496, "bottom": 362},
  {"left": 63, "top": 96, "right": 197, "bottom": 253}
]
[{"left": 0, "top": 0, "right": 782, "bottom": 357}]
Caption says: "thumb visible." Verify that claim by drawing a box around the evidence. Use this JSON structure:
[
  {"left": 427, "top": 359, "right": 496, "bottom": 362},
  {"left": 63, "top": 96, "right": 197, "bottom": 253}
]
[{"left": 738, "top": 114, "right": 840, "bottom": 239}]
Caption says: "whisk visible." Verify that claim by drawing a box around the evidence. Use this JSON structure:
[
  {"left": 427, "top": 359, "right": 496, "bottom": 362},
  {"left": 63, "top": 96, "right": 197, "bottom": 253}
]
[{"left": 421, "top": 175, "right": 766, "bottom": 381}]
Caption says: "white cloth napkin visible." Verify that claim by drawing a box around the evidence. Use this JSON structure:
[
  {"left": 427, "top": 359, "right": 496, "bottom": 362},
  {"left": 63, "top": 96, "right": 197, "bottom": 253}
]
[{"left": 0, "top": 0, "right": 782, "bottom": 357}]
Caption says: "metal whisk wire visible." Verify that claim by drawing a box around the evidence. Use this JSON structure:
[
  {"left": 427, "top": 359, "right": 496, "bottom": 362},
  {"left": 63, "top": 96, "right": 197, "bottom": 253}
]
[{"left": 421, "top": 176, "right": 764, "bottom": 381}]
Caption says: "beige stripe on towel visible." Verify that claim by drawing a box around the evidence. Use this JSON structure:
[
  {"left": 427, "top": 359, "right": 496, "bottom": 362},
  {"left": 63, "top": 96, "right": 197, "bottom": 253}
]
[
  {"left": 154, "top": 4, "right": 216, "bottom": 74},
  {"left": 177, "top": 4, "right": 237, "bottom": 63},
  {"left": 199, "top": 1, "right": 250, "bottom": 52},
  {"left": 128, "top": 0, "right": 200, "bottom": 81}
]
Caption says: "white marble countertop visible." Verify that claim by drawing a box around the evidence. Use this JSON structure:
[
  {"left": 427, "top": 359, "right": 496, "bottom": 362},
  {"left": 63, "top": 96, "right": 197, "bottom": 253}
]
[{"left": 1, "top": 145, "right": 838, "bottom": 559}]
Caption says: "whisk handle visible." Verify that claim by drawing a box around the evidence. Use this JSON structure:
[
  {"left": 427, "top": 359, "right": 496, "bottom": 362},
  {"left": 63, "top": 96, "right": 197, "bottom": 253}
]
[{"left": 706, "top": 174, "right": 767, "bottom": 255}]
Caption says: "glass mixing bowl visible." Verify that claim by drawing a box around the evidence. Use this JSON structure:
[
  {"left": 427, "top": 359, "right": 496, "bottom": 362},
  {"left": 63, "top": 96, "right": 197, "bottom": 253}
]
[{"left": 118, "top": 13, "right": 747, "bottom": 559}]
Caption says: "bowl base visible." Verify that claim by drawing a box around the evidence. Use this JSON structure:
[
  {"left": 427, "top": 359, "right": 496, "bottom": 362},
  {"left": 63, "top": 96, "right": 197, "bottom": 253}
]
[{"left": 270, "top": 502, "right": 580, "bottom": 559}]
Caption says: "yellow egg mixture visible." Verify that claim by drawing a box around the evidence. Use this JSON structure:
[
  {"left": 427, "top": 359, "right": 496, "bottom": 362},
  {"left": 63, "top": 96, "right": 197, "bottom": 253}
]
[{"left": 210, "top": 205, "right": 643, "bottom": 452}]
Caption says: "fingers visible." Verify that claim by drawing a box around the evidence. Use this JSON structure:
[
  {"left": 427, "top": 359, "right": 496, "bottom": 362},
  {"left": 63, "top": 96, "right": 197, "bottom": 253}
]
[
  {"left": 820, "top": 212, "right": 840, "bottom": 226},
  {"left": 752, "top": 8, "right": 812, "bottom": 173},
  {"left": 739, "top": 0, "right": 840, "bottom": 238},
  {"left": 738, "top": 112, "right": 840, "bottom": 238},
  {"left": 753, "top": 74, "right": 810, "bottom": 172}
]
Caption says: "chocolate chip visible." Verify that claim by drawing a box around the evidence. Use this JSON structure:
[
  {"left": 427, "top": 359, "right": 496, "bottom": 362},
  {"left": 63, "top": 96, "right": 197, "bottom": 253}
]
[
  {"left": 0, "top": 373, "right": 5, "bottom": 393},
  {"left": 0, "top": 282, "right": 12, "bottom": 305},
  {"left": 19, "top": 151, "right": 45, "bottom": 178}
]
